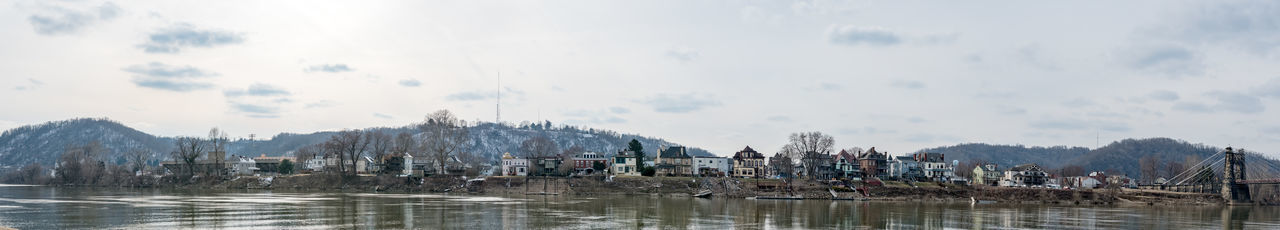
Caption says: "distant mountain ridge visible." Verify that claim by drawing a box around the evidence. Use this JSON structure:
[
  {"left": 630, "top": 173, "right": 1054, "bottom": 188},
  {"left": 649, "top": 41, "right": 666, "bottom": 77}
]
[
  {"left": 0, "top": 118, "right": 711, "bottom": 170},
  {"left": 918, "top": 137, "right": 1279, "bottom": 179}
]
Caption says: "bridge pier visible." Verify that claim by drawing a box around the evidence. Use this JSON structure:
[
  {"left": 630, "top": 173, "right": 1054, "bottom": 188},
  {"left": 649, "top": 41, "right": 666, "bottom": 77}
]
[{"left": 1222, "top": 147, "right": 1252, "bottom": 205}]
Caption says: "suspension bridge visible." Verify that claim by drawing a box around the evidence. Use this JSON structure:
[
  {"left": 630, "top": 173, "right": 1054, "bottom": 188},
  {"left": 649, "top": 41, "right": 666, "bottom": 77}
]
[{"left": 1153, "top": 147, "right": 1280, "bottom": 205}]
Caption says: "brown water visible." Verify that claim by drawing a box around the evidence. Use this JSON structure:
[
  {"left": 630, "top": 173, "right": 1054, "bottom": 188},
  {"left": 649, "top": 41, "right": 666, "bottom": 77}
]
[{"left": 0, "top": 184, "right": 1278, "bottom": 229}]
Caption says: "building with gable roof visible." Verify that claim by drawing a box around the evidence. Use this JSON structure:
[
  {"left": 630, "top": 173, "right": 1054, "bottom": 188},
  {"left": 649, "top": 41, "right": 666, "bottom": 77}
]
[
  {"left": 655, "top": 146, "right": 693, "bottom": 177},
  {"left": 732, "top": 146, "right": 767, "bottom": 178}
]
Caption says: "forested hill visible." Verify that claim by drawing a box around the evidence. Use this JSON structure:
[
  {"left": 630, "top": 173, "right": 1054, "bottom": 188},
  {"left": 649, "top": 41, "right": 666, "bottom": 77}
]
[
  {"left": 918, "top": 137, "right": 1280, "bottom": 179},
  {"left": 0, "top": 118, "right": 711, "bottom": 170},
  {"left": 0, "top": 118, "right": 173, "bottom": 169},
  {"left": 916, "top": 144, "right": 1089, "bottom": 170}
]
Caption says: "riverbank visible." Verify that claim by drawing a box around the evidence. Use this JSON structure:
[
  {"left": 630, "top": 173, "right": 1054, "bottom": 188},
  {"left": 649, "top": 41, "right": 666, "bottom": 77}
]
[{"left": 19, "top": 174, "right": 1230, "bottom": 205}]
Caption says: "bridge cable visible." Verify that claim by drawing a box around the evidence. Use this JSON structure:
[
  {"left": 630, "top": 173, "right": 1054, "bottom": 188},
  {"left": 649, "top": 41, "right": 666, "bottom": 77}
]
[
  {"left": 1165, "top": 150, "right": 1223, "bottom": 186},
  {"left": 1174, "top": 156, "right": 1225, "bottom": 186}
]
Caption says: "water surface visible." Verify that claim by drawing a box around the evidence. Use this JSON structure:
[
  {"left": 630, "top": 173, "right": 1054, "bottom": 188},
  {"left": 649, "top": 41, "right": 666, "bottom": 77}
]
[{"left": 0, "top": 185, "right": 1277, "bottom": 229}]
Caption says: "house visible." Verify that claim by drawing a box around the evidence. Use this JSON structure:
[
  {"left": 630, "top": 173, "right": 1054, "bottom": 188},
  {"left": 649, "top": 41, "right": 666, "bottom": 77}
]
[
  {"left": 572, "top": 152, "right": 609, "bottom": 174},
  {"left": 857, "top": 147, "right": 889, "bottom": 179},
  {"left": 305, "top": 155, "right": 326, "bottom": 172},
  {"left": 731, "top": 146, "right": 767, "bottom": 178},
  {"left": 800, "top": 151, "right": 835, "bottom": 180},
  {"left": 532, "top": 155, "right": 564, "bottom": 176},
  {"left": 972, "top": 164, "right": 1001, "bottom": 186},
  {"left": 1061, "top": 176, "right": 1103, "bottom": 189},
  {"left": 381, "top": 153, "right": 412, "bottom": 175},
  {"left": 356, "top": 156, "right": 379, "bottom": 174},
  {"left": 833, "top": 150, "right": 860, "bottom": 179},
  {"left": 655, "top": 146, "right": 693, "bottom": 177},
  {"left": 888, "top": 156, "right": 923, "bottom": 181},
  {"left": 411, "top": 154, "right": 432, "bottom": 176},
  {"left": 767, "top": 153, "right": 793, "bottom": 179},
  {"left": 612, "top": 150, "right": 640, "bottom": 176},
  {"left": 1000, "top": 164, "right": 1047, "bottom": 187},
  {"left": 913, "top": 152, "right": 953, "bottom": 182},
  {"left": 230, "top": 155, "right": 258, "bottom": 176},
  {"left": 501, "top": 152, "right": 529, "bottom": 176},
  {"left": 252, "top": 154, "right": 295, "bottom": 175},
  {"left": 693, "top": 156, "right": 730, "bottom": 177}
]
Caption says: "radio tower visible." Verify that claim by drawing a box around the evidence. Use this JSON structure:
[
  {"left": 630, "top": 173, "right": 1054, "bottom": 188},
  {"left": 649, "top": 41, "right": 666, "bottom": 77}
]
[{"left": 496, "top": 70, "right": 501, "bottom": 123}]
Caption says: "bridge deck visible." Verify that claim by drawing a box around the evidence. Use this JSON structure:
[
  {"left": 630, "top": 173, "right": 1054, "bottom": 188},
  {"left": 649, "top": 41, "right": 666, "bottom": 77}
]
[{"left": 1239, "top": 178, "right": 1280, "bottom": 184}]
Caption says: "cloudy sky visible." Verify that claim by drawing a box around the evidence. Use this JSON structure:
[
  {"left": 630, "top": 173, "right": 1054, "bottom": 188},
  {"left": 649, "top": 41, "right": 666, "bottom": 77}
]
[{"left": 3, "top": 0, "right": 1280, "bottom": 157}]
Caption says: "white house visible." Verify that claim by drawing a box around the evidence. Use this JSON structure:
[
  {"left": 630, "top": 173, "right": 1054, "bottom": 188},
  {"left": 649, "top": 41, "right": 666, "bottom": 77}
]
[
  {"left": 231, "top": 155, "right": 258, "bottom": 176},
  {"left": 999, "top": 164, "right": 1047, "bottom": 187},
  {"left": 612, "top": 150, "right": 640, "bottom": 176},
  {"left": 501, "top": 152, "right": 529, "bottom": 176},
  {"left": 693, "top": 156, "right": 731, "bottom": 177},
  {"left": 306, "top": 155, "right": 326, "bottom": 171}
]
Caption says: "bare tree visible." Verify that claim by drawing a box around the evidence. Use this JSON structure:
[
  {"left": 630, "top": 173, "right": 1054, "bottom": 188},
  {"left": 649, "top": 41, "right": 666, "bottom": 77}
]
[
  {"left": 172, "top": 136, "right": 208, "bottom": 177},
  {"left": 125, "top": 148, "right": 151, "bottom": 174},
  {"left": 780, "top": 131, "right": 835, "bottom": 180},
  {"left": 366, "top": 131, "right": 393, "bottom": 165},
  {"left": 57, "top": 141, "right": 107, "bottom": 184},
  {"left": 294, "top": 143, "right": 324, "bottom": 170},
  {"left": 392, "top": 132, "right": 416, "bottom": 155},
  {"left": 326, "top": 130, "right": 368, "bottom": 175},
  {"left": 1164, "top": 161, "right": 1185, "bottom": 181},
  {"left": 419, "top": 110, "right": 471, "bottom": 175},
  {"left": 560, "top": 145, "right": 586, "bottom": 175},
  {"left": 520, "top": 135, "right": 559, "bottom": 192},
  {"left": 1059, "top": 164, "right": 1085, "bottom": 177},
  {"left": 1139, "top": 155, "right": 1160, "bottom": 183},
  {"left": 207, "top": 128, "right": 229, "bottom": 175}
]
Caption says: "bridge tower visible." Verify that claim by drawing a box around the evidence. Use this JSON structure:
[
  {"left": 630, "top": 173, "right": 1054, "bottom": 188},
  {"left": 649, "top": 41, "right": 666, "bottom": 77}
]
[{"left": 1222, "top": 147, "right": 1252, "bottom": 204}]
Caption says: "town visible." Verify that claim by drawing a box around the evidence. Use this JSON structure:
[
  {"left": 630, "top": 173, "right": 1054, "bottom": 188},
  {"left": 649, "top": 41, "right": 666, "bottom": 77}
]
[{"left": 138, "top": 127, "right": 1156, "bottom": 201}]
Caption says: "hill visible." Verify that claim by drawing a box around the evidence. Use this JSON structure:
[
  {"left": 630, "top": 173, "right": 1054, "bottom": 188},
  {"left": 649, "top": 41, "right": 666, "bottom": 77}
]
[
  {"left": 919, "top": 137, "right": 1280, "bottom": 180},
  {"left": 916, "top": 143, "right": 1089, "bottom": 170},
  {"left": 0, "top": 118, "right": 711, "bottom": 170},
  {"left": 0, "top": 118, "right": 173, "bottom": 169}
]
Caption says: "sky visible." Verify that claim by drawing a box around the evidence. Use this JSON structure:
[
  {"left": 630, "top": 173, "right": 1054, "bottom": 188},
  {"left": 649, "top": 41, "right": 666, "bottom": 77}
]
[{"left": 3, "top": 0, "right": 1280, "bottom": 158}]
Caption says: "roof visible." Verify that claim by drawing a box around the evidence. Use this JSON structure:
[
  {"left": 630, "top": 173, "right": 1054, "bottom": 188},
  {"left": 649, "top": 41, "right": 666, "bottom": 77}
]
[
  {"left": 859, "top": 147, "right": 886, "bottom": 159},
  {"left": 833, "top": 150, "right": 856, "bottom": 163},
  {"left": 1009, "top": 164, "right": 1042, "bottom": 172},
  {"left": 732, "top": 146, "right": 765, "bottom": 160},
  {"left": 659, "top": 146, "right": 691, "bottom": 158}
]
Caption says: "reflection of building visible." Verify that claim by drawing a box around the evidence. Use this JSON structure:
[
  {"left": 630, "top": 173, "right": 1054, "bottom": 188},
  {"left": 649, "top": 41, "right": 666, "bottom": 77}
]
[
  {"left": 1000, "top": 164, "right": 1047, "bottom": 187},
  {"left": 501, "top": 152, "right": 528, "bottom": 176},
  {"left": 693, "top": 156, "right": 730, "bottom": 177},
  {"left": 612, "top": 150, "right": 640, "bottom": 176},
  {"left": 655, "top": 146, "right": 692, "bottom": 177},
  {"left": 732, "top": 146, "right": 766, "bottom": 178}
]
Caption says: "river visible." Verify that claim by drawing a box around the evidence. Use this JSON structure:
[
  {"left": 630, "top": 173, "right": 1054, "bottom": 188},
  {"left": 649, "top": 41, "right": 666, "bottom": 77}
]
[{"left": 0, "top": 185, "right": 1278, "bottom": 229}]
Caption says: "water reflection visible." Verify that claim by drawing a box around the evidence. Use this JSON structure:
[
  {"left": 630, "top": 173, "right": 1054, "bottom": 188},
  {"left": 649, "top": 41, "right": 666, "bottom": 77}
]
[{"left": 1, "top": 185, "right": 1279, "bottom": 229}]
